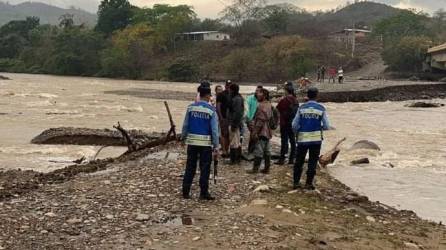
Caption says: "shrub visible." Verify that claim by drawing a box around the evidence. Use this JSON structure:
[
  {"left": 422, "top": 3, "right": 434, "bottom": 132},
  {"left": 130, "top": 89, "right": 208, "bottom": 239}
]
[{"left": 167, "top": 59, "right": 198, "bottom": 82}]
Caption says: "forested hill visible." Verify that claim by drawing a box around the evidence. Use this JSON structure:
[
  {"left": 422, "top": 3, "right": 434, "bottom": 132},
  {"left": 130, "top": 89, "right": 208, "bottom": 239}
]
[
  {"left": 321, "top": 2, "right": 403, "bottom": 27},
  {"left": 0, "top": 1, "right": 96, "bottom": 26}
]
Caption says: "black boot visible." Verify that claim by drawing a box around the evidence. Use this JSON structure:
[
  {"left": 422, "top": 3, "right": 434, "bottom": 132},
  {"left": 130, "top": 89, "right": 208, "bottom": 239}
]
[
  {"left": 275, "top": 157, "right": 286, "bottom": 165},
  {"left": 182, "top": 187, "right": 191, "bottom": 199},
  {"left": 288, "top": 157, "right": 295, "bottom": 165},
  {"left": 261, "top": 155, "right": 271, "bottom": 174},
  {"left": 305, "top": 175, "right": 316, "bottom": 190},
  {"left": 229, "top": 149, "right": 236, "bottom": 165},
  {"left": 248, "top": 157, "right": 261, "bottom": 174},
  {"left": 199, "top": 192, "right": 215, "bottom": 201},
  {"left": 236, "top": 147, "right": 242, "bottom": 163}
]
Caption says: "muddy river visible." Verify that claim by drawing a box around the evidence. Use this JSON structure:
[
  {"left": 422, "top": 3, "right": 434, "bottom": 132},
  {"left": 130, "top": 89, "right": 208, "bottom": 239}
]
[{"left": 0, "top": 73, "right": 445, "bottom": 223}]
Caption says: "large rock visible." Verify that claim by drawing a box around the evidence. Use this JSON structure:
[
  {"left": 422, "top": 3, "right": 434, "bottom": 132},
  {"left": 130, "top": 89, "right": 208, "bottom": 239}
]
[
  {"left": 350, "top": 140, "right": 381, "bottom": 151},
  {"left": 31, "top": 127, "right": 164, "bottom": 146}
]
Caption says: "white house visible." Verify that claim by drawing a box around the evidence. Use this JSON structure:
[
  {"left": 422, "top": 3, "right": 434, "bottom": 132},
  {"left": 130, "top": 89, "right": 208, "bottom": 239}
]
[
  {"left": 180, "top": 31, "right": 230, "bottom": 41},
  {"left": 329, "top": 28, "right": 371, "bottom": 43},
  {"left": 426, "top": 42, "right": 446, "bottom": 71}
]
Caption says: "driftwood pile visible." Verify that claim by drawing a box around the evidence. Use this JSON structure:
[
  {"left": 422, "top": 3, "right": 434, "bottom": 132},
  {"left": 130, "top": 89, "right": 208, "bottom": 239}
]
[{"left": 113, "top": 101, "right": 179, "bottom": 154}]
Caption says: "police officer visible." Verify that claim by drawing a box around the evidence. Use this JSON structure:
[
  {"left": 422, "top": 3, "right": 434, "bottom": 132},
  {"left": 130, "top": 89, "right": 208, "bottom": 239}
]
[
  {"left": 291, "top": 87, "right": 331, "bottom": 190},
  {"left": 181, "top": 82, "right": 219, "bottom": 200}
]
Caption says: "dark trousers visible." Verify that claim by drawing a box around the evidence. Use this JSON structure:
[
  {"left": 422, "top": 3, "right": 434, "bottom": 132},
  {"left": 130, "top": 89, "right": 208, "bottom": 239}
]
[
  {"left": 280, "top": 126, "right": 296, "bottom": 161},
  {"left": 182, "top": 145, "right": 212, "bottom": 196},
  {"left": 293, "top": 143, "right": 321, "bottom": 186}
]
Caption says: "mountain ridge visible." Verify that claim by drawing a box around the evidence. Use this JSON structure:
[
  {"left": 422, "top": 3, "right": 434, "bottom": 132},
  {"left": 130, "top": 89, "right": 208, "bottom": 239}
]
[{"left": 0, "top": 1, "right": 96, "bottom": 26}]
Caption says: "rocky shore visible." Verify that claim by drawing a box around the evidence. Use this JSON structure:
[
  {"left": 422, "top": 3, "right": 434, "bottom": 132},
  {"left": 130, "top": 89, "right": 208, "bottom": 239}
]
[{"left": 0, "top": 142, "right": 444, "bottom": 249}]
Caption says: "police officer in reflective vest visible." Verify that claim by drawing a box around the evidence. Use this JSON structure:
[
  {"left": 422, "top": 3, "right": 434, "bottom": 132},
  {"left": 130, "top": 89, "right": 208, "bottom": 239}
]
[
  {"left": 181, "top": 83, "right": 219, "bottom": 200},
  {"left": 292, "top": 87, "right": 331, "bottom": 190}
]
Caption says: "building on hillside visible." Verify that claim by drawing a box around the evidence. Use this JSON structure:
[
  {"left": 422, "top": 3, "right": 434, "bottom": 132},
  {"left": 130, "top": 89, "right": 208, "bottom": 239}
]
[
  {"left": 426, "top": 43, "right": 446, "bottom": 72},
  {"left": 329, "top": 28, "right": 371, "bottom": 44},
  {"left": 179, "top": 31, "right": 230, "bottom": 41}
]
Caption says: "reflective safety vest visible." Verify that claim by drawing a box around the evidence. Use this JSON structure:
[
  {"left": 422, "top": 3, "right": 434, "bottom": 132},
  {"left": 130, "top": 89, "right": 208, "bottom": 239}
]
[
  {"left": 185, "top": 102, "right": 215, "bottom": 147},
  {"left": 297, "top": 102, "right": 325, "bottom": 145}
]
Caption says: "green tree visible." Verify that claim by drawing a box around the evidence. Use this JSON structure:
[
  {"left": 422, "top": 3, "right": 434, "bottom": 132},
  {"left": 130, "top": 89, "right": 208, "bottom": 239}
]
[
  {"left": 0, "top": 34, "right": 27, "bottom": 58},
  {"left": 257, "top": 4, "right": 298, "bottom": 34},
  {"left": 100, "top": 23, "right": 154, "bottom": 78},
  {"left": 263, "top": 36, "right": 313, "bottom": 80},
  {"left": 59, "top": 14, "right": 75, "bottom": 29},
  {"left": 96, "top": 0, "right": 132, "bottom": 35},
  {"left": 373, "top": 11, "right": 429, "bottom": 45},
  {"left": 432, "top": 9, "right": 446, "bottom": 41},
  {"left": 221, "top": 0, "right": 266, "bottom": 27},
  {"left": 131, "top": 5, "right": 196, "bottom": 51},
  {"left": 0, "top": 17, "right": 40, "bottom": 59},
  {"left": 382, "top": 36, "right": 432, "bottom": 72},
  {"left": 44, "top": 27, "right": 105, "bottom": 75},
  {"left": 167, "top": 58, "right": 198, "bottom": 81},
  {"left": 0, "top": 17, "right": 40, "bottom": 39}
]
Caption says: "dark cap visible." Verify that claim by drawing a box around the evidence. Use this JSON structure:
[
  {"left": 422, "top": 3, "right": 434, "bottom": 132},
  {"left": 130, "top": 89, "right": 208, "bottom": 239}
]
[
  {"left": 200, "top": 80, "right": 211, "bottom": 88},
  {"left": 198, "top": 80, "right": 211, "bottom": 92},
  {"left": 307, "top": 87, "right": 319, "bottom": 99},
  {"left": 199, "top": 86, "right": 211, "bottom": 97}
]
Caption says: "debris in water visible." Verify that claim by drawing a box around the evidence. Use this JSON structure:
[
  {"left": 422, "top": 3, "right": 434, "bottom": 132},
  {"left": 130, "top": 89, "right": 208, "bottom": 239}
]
[
  {"left": 319, "top": 138, "right": 346, "bottom": 168},
  {"left": 351, "top": 158, "right": 370, "bottom": 165},
  {"left": 350, "top": 140, "right": 381, "bottom": 151},
  {"left": 406, "top": 102, "right": 444, "bottom": 108}
]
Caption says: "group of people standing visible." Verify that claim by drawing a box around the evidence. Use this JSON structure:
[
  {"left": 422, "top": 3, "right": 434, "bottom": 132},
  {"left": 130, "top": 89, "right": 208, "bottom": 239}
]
[
  {"left": 318, "top": 66, "right": 344, "bottom": 84},
  {"left": 181, "top": 80, "right": 331, "bottom": 200}
]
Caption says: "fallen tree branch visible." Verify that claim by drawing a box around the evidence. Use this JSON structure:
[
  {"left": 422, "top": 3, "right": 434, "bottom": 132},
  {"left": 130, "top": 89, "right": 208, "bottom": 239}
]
[
  {"left": 113, "top": 101, "right": 178, "bottom": 154},
  {"left": 319, "top": 138, "right": 347, "bottom": 168},
  {"left": 113, "top": 122, "right": 137, "bottom": 152},
  {"left": 92, "top": 146, "right": 110, "bottom": 161}
]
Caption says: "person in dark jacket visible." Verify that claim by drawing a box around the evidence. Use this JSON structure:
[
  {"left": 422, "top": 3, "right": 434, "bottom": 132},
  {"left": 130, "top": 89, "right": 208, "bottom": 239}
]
[
  {"left": 227, "top": 83, "right": 244, "bottom": 164},
  {"left": 276, "top": 82, "right": 299, "bottom": 165},
  {"left": 181, "top": 86, "right": 220, "bottom": 200},
  {"left": 292, "top": 87, "right": 331, "bottom": 190},
  {"left": 216, "top": 80, "right": 232, "bottom": 157}
]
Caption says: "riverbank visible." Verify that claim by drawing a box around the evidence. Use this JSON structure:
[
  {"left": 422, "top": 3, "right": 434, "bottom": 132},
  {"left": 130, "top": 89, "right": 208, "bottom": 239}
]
[
  {"left": 0, "top": 142, "right": 444, "bottom": 249},
  {"left": 0, "top": 73, "right": 445, "bottom": 248}
]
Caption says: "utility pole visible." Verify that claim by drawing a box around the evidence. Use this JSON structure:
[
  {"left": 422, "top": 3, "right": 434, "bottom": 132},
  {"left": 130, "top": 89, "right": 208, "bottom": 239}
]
[{"left": 351, "top": 21, "right": 356, "bottom": 58}]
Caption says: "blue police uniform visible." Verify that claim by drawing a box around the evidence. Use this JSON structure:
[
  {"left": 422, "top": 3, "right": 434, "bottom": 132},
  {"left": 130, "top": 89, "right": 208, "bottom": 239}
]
[
  {"left": 181, "top": 101, "right": 219, "bottom": 198},
  {"left": 291, "top": 101, "right": 330, "bottom": 189}
]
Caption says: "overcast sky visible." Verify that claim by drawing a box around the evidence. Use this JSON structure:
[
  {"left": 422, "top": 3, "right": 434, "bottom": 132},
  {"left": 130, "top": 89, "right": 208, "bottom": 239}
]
[{"left": 7, "top": 0, "right": 446, "bottom": 16}]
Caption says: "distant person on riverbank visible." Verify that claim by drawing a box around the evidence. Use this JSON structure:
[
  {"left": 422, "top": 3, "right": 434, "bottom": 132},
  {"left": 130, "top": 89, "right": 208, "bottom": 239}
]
[
  {"left": 292, "top": 87, "right": 331, "bottom": 190},
  {"left": 246, "top": 86, "right": 263, "bottom": 154},
  {"left": 181, "top": 85, "right": 219, "bottom": 200},
  {"left": 320, "top": 66, "right": 326, "bottom": 83},
  {"left": 328, "top": 67, "right": 337, "bottom": 83},
  {"left": 338, "top": 67, "right": 344, "bottom": 84},
  {"left": 228, "top": 83, "right": 244, "bottom": 164},
  {"left": 216, "top": 80, "right": 232, "bottom": 157},
  {"left": 249, "top": 88, "right": 273, "bottom": 174},
  {"left": 276, "top": 82, "right": 299, "bottom": 165}
]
